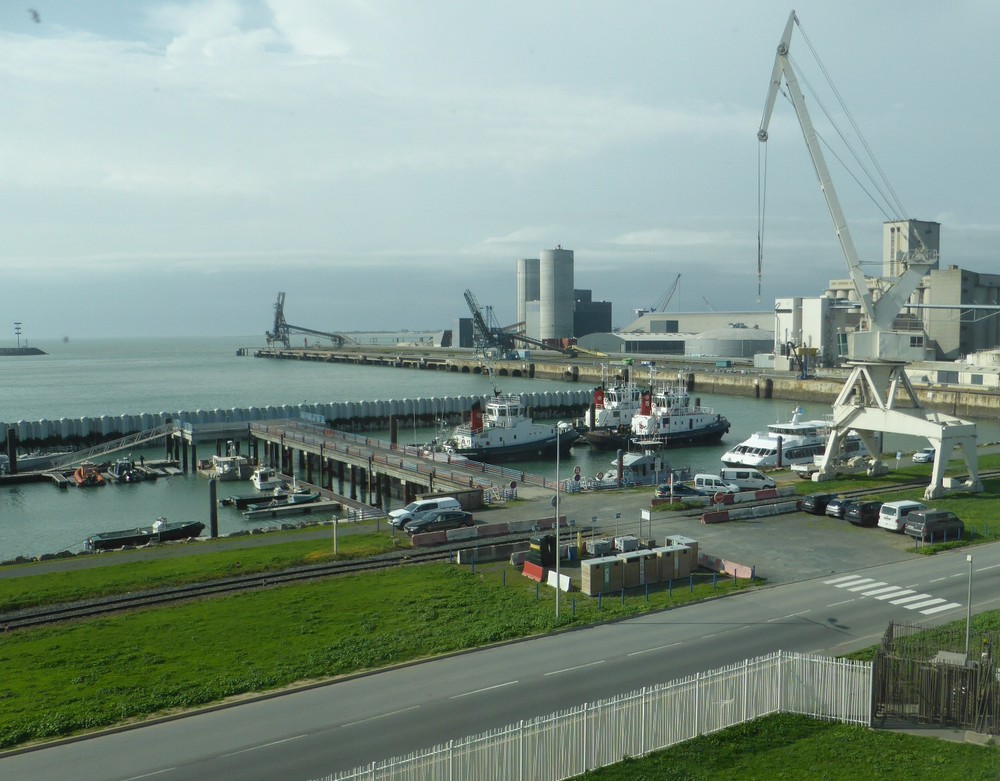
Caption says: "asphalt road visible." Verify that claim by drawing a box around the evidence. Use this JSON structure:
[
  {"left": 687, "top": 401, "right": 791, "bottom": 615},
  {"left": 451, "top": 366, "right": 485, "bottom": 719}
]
[{"left": 3, "top": 523, "right": 995, "bottom": 781}]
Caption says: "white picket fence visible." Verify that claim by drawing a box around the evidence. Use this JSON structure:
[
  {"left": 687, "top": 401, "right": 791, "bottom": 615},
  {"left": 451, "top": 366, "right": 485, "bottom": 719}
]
[{"left": 314, "top": 651, "right": 872, "bottom": 781}]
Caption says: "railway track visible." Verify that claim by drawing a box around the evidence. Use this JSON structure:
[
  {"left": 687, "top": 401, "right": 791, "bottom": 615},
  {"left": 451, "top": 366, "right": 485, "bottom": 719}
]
[{"left": 0, "top": 548, "right": 455, "bottom": 632}]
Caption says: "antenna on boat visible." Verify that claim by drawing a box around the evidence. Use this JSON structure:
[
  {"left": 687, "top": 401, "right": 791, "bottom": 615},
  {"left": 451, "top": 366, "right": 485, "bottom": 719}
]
[{"left": 481, "top": 351, "right": 502, "bottom": 397}]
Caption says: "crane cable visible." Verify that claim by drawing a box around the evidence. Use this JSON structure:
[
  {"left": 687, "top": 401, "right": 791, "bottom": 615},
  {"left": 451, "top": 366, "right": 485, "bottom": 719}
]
[{"left": 757, "top": 132, "right": 767, "bottom": 304}]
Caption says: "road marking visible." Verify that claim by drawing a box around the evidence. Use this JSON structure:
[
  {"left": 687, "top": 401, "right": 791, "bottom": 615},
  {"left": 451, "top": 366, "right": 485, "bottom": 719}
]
[
  {"left": 836, "top": 578, "right": 876, "bottom": 589},
  {"left": 450, "top": 680, "right": 520, "bottom": 698},
  {"left": 846, "top": 580, "right": 886, "bottom": 592},
  {"left": 827, "top": 599, "right": 855, "bottom": 607},
  {"left": 823, "top": 575, "right": 861, "bottom": 585},
  {"left": 874, "top": 589, "right": 915, "bottom": 601},
  {"left": 889, "top": 593, "right": 934, "bottom": 606},
  {"left": 767, "top": 610, "right": 812, "bottom": 623},
  {"left": 858, "top": 585, "right": 901, "bottom": 597},
  {"left": 922, "top": 602, "right": 963, "bottom": 615},
  {"left": 929, "top": 577, "right": 947, "bottom": 583},
  {"left": 124, "top": 771, "right": 177, "bottom": 780},
  {"left": 546, "top": 661, "right": 605, "bottom": 677},
  {"left": 905, "top": 597, "right": 947, "bottom": 611},
  {"left": 341, "top": 705, "right": 420, "bottom": 727},
  {"left": 628, "top": 642, "right": 682, "bottom": 657},
  {"left": 220, "top": 735, "right": 307, "bottom": 758}
]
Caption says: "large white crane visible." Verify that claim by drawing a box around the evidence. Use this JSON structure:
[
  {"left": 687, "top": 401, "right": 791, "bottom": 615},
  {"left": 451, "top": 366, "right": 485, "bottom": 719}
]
[{"left": 758, "top": 11, "right": 980, "bottom": 499}]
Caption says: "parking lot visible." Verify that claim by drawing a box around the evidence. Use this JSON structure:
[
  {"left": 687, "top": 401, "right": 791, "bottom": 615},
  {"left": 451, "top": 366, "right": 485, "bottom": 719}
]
[{"left": 478, "top": 486, "right": 922, "bottom": 587}]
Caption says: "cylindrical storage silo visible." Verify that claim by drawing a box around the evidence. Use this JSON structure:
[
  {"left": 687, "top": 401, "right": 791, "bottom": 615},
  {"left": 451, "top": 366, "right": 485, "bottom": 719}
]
[
  {"left": 539, "top": 247, "right": 574, "bottom": 341},
  {"left": 516, "top": 257, "right": 540, "bottom": 327}
]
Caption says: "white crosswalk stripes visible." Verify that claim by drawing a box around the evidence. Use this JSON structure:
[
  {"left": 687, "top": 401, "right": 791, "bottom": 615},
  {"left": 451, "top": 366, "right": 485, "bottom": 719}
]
[{"left": 822, "top": 575, "right": 962, "bottom": 616}]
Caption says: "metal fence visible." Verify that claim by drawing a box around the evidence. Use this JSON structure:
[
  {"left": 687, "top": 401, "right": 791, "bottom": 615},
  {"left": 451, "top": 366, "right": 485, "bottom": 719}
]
[{"left": 314, "top": 651, "right": 872, "bottom": 781}]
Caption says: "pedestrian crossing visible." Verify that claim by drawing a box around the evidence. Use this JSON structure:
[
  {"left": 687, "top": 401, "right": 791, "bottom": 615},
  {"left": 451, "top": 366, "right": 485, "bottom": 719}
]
[{"left": 823, "top": 574, "right": 962, "bottom": 616}]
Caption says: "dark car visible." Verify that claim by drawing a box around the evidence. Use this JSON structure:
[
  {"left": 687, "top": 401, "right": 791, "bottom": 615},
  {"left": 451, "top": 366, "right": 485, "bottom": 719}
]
[
  {"left": 845, "top": 500, "right": 881, "bottom": 527},
  {"left": 824, "top": 497, "right": 855, "bottom": 519},
  {"left": 654, "top": 482, "right": 703, "bottom": 498},
  {"left": 800, "top": 493, "right": 839, "bottom": 515},
  {"left": 403, "top": 509, "right": 474, "bottom": 536},
  {"left": 903, "top": 510, "right": 964, "bottom": 543}
]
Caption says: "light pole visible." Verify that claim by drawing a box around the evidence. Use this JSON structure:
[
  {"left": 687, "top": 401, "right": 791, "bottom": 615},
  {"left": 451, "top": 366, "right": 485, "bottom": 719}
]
[
  {"left": 555, "top": 426, "right": 561, "bottom": 619},
  {"left": 966, "top": 554, "right": 974, "bottom": 657}
]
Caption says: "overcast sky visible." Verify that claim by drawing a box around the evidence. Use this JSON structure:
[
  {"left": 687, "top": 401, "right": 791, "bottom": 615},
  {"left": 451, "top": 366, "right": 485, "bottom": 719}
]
[{"left": 1, "top": 1, "right": 996, "bottom": 341}]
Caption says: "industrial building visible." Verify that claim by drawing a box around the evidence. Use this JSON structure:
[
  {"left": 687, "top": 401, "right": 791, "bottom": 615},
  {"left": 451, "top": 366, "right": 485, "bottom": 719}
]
[
  {"left": 774, "top": 219, "right": 1000, "bottom": 368},
  {"left": 516, "top": 248, "right": 612, "bottom": 343}
]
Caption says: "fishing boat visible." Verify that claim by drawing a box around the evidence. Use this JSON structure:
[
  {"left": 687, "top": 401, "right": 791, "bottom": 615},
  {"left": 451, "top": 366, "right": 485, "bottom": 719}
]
[
  {"left": 107, "top": 455, "right": 145, "bottom": 483},
  {"left": 85, "top": 518, "right": 204, "bottom": 551},
  {"left": 210, "top": 441, "right": 251, "bottom": 481},
  {"left": 627, "top": 381, "right": 731, "bottom": 449},
  {"left": 73, "top": 462, "right": 106, "bottom": 487},
  {"left": 720, "top": 406, "right": 866, "bottom": 468},
  {"left": 250, "top": 465, "right": 285, "bottom": 491}
]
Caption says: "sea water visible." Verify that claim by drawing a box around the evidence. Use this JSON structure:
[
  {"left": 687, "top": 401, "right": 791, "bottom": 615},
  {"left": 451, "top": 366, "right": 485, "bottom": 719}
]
[{"left": 1, "top": 336, "right": 994, "bottom": 559}]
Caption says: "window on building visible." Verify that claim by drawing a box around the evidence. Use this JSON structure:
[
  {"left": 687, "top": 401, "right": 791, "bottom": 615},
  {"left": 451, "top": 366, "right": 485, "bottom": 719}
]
[
  {"left": 909, "top": 335, "right": 923, "bottom": 348},
  {"left": 970, "top": 374, "right": 984, "bottom": 385}
]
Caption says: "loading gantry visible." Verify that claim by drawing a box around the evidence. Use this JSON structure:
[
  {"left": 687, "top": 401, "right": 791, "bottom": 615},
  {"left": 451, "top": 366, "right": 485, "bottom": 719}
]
[{"left": 265, "top": 292, "right": 357, "bottom": 349}]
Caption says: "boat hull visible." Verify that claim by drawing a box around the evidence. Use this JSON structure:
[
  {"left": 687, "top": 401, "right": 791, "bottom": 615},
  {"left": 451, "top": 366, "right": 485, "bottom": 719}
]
[
  {"left": 85, "top": 521, "right": 205, "bottom": 551},
  {"left": 451, "top": 430, "right": 580, "bottom": 463},
  {"left": 630, "top": 417, "right": 731, "bottom": 449}
]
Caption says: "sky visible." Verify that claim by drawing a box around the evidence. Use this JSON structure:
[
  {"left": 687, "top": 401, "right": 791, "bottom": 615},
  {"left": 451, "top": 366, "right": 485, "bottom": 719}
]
[{"left": 1, "top": 0, "right": 997, "bottom": 341}]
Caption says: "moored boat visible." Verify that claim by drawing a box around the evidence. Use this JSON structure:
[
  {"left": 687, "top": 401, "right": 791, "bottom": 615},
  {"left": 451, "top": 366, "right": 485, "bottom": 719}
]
[
  {"left": 108, "top": 455, "right": 145, "bottom": 483},
  {"left": 611, "top": 381, "right": 730, "bottom": 450},
  {"left": 251, "top": 465, "right": 285, "bottom": 491},
  {"left": 85, "top": 518, "right": 204, "bottom": 551},
  {"left": 244, "top": 482, "right": 320, "bottom": 512},
  {"left": 720, "top": 407, "right": 866, "bottom": 468},
  {"left": 444, "top": 395, "right": 580, "bottom": 462},
  {"left": 582, "top": 363, "right": 648, "bottom": 448},
  {"left": 73, "top": 462, "right": 106, "bottom": 487}
]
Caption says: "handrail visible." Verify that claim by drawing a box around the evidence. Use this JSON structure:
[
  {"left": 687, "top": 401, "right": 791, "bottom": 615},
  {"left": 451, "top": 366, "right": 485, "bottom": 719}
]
[{"left": 47, "top": 423, "right": 176, "bottom": 469}]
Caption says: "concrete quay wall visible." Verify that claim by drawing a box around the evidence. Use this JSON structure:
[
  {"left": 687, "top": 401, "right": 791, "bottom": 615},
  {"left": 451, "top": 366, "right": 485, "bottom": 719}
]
[{"left": 2, "top": 390, "right": 592, "bottom": 448}]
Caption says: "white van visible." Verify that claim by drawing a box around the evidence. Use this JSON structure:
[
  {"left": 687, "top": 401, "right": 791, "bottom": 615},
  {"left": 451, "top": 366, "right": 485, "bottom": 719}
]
[
  {"left": 693, "top": 473, "right": 741, "bottom": 495},
  {"left": 389, "top": 496, "right": 462, "bottom": 529},
  {"left": 877, "top": 500, "right": 926, "bottom": 532},
  {"left": 720, "top": 468, "right": 776, "bottom": 491}
]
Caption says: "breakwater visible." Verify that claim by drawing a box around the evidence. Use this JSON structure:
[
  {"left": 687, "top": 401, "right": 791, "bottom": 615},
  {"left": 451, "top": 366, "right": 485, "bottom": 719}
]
[
  {"left": 256, "top": 346, "right": 1000, "bottom": 420},
  {"left": 1, "top": 390, "right": 593, "bottom": 449}
]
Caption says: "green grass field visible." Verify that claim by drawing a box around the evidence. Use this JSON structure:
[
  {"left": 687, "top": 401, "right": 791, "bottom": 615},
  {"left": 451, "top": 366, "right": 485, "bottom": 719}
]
[
  {"left": 0, "top": 562, "right": 748, "bottom": 748},
  {"left": 574, "top": 713, "right": 1000, "bottom": 780}
]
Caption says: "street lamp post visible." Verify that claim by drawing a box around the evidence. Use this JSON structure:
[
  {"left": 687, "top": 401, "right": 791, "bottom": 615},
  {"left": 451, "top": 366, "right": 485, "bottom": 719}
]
[
  {"left": 966, "top": 554, "right": 974, "bottom": 657},
  {"left": 555, "top": 427, "right": 561, "bottom": 619}
]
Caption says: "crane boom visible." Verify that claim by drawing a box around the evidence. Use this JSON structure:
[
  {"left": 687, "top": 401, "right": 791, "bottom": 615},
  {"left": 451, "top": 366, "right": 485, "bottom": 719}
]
[
  {"left": 758, "top": 11, "right": 873, "bottom": 324},
  {"left": 758, "top": 12, "right": 934, "bottom": 361}
]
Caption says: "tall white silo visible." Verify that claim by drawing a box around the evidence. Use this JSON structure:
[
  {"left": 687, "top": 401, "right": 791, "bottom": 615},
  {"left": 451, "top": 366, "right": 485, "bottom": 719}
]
[
  {"left": 539, "top": 247, "right": 574, "bottom": 340},
  {"left": 516, "top": 257, "right": 540, "bottom": 328}
]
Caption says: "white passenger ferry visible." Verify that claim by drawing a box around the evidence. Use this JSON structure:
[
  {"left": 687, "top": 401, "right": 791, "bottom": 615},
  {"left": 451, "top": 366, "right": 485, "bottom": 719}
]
[{"left": 720, "top": 407, "right": 864, "bottom": 468}]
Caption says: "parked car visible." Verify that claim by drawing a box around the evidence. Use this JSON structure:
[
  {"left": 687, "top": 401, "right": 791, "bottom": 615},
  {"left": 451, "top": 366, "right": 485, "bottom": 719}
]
[
  {"left": 801, "top": 493, "right": 839, "bottom": 515},
  {"left": 911, "top": 447, "right": 935, "bottom": 464},
  {"left": 403, "top": 509, "right": 475, "bottom": 536},
  {"left": 845, "top": 500, "right": 882, "bottom": 527},
  {"left": 654, "top": 482, "right": 703, "bottom": 498},
  {"left": 824, "top": 497, "right": 855, "bottom": 519},
  {"left": 903, "top": 509, "right": 964, "bottom": 543},
  {"left": 388, "top": 497, "right": 462, "bottom": 529}
]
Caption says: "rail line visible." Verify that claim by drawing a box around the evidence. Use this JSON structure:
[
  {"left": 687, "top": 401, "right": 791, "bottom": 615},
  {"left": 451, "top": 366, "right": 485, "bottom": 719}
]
[{"left": 0, "top": 547, "right": 455, "bottom": 632}]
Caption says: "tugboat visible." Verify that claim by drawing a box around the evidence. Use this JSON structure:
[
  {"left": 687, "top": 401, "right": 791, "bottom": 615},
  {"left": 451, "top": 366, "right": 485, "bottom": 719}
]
[
  {"left": 582, "top": 361, "right": 649, "bottom": 449},
  {"left": 444, "top": 365, "right": 580, "bottom": 462},
  {"left": 73, "top": 462, "right": 106, "bottom": 487},
  {"left": 627, "top": 380, "right": 731, "bottom": 449}
]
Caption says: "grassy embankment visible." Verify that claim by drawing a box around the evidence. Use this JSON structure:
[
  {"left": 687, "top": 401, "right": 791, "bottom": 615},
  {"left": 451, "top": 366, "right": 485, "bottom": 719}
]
[{"left": 573, "top": 712, "right": 1000, "bottom": 781}]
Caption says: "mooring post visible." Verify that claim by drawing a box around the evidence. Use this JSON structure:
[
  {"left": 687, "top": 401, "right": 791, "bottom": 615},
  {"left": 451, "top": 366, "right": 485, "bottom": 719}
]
[{"left": 209, "top": 479, "right": 218, "bottom": 538}]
